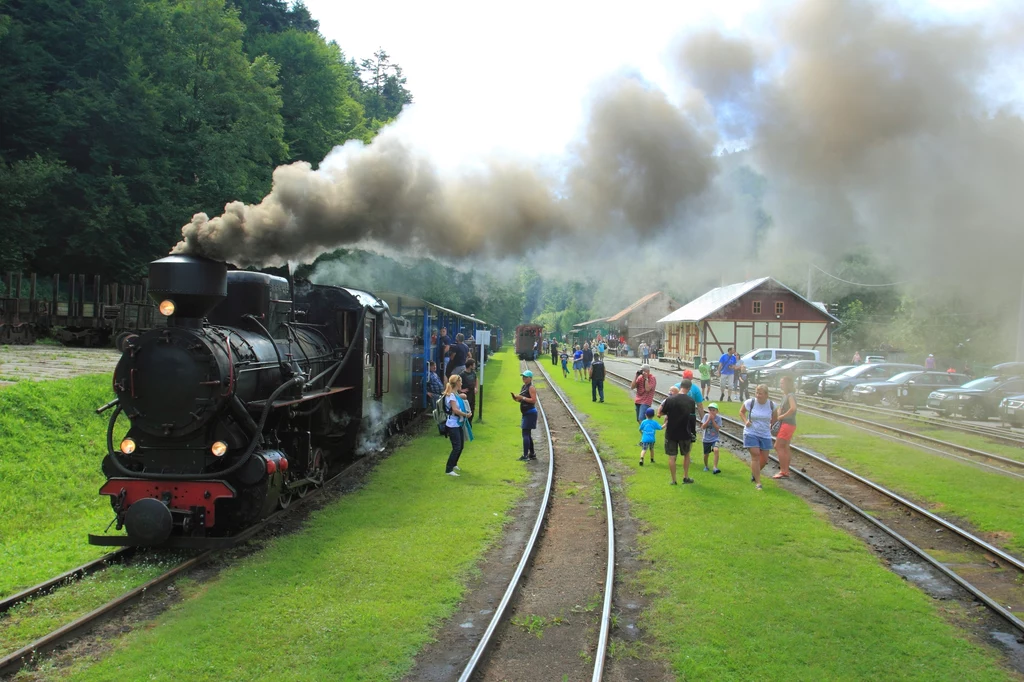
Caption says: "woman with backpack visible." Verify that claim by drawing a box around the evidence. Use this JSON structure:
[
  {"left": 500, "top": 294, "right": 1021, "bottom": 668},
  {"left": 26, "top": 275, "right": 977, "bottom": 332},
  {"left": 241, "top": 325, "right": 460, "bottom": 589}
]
[
  {"left": 443, "top": 375, "right": 472, "bottom": 477},
  {"left": 739, "top": 384, "right": 777, "bottom": 491}
]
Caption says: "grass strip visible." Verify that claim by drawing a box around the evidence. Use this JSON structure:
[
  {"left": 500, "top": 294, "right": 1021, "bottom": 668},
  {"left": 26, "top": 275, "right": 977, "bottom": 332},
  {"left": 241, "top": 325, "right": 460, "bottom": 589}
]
[
  {"left": 0, "top": 375, "right": 115, "bottom": 598},
  {"left": 59, "top": 349, "right": 530, "bottom": 681},
  {"left": 706, "top": 402, "right": 1024, "bottom": 554},
  {"left": 826, "top": 406, "right": 1024, "bottom": 464},
  {"left": 547, "top": 367, "right": 1012, "bottom": 680}
]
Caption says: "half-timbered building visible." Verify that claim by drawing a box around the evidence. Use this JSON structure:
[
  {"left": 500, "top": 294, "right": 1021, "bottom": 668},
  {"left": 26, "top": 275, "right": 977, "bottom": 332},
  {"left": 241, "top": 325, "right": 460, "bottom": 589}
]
[{"left": 658, "top": 277, "right": 838, "bottom": 364}]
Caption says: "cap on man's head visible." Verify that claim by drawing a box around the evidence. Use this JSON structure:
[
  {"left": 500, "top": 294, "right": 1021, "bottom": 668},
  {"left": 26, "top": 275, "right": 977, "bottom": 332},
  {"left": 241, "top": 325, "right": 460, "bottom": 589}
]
[
  {"left": 645, "top": 407, "right": 656, "bottom": 417},
  {"left": 683, "top": 369, "right": 694, "bottom": 379},
  {"left": 708, "top": 402, "right": 719, "bottom": 410},
  {"left": 521, "top": 370, "right": 533, "bottom": 378}
]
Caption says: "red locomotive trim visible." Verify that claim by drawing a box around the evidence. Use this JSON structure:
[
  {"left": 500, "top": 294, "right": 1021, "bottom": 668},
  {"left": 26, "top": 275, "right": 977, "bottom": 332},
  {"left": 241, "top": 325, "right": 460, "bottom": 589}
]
[{"left": 99, "top": 479, "right": 235, "bottom": 527}]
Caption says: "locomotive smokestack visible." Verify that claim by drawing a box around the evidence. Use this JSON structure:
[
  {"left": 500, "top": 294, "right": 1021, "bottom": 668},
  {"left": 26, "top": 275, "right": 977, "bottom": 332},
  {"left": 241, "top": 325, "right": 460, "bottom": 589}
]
[{"left": 149, "top": 255, "right": 227, "bottom": 325}]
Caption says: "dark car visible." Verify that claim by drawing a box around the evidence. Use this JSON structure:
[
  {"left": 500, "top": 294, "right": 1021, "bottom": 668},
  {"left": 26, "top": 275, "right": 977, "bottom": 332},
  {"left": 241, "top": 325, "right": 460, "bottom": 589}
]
[
  {"left": 927, "top": 376, "right": 1024, "bottom": 420},
  {"left": 1000, "top": 394, "right": 1024, "bottom": 427},
  {"left": 850, "top": 371, "right": 967, "bottom": 407},
  {"left": 758, "top": 360, "right": 834, "bottom": 387},
  {"left": 819, "top": 363, "right": 925, "bottom": 401},
  {"left": 746, "top": 359, "right": 790, "bottom": 385},
  {"left": 799, "top": 365, "right": 855, "bottom": 395}
]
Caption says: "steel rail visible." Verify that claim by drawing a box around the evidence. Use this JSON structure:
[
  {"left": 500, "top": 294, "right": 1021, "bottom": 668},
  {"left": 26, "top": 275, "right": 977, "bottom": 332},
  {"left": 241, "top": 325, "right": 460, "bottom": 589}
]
[
  {"left": 713, "top": 420, "right": 1024, "bottom": 634},
  {"left": 534, "top": 360, "right": 615, "bottom": 682},
  {"left": 605, "top": 368, "right": 1024, "bottom": 571},
  {"left": 457, "top": 367, "right": 556, "bottom": 682},
  {"left": 0, "top": 548, "right": 135, "bottom": 615},
  {"left": 603, "top": 369, "right": 1024, "bottom": 634},
  {"left": 0, "top": 463, "right": 359, "bottom": 677}
]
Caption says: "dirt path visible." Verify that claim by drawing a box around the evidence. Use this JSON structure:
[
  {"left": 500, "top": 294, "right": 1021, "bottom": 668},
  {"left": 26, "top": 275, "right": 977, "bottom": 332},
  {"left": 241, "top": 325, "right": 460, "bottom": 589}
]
[
  {"left": 0, "top": 345, "right": 118, "bottom": 385},
  {"left": 405, "top": 364, "right": 671, "bottom": 682}
]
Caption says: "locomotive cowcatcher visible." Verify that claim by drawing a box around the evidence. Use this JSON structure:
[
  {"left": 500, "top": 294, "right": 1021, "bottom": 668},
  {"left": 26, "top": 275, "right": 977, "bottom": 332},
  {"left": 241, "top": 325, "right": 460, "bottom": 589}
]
[{"left": 90, "top": 254, "right": 415, "bottom": 547}]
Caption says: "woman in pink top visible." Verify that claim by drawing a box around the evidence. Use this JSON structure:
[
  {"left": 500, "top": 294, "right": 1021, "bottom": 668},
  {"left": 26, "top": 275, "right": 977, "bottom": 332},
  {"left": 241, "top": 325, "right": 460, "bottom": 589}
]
[{"left": 630, "top": 366, "right": 658, "bottom": 422}]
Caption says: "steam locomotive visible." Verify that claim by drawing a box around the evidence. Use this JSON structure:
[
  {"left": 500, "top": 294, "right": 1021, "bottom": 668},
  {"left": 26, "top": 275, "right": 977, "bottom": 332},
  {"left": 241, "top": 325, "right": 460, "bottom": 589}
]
[{"left": 90, "top": 254, "right": 467, "bottom": 548}]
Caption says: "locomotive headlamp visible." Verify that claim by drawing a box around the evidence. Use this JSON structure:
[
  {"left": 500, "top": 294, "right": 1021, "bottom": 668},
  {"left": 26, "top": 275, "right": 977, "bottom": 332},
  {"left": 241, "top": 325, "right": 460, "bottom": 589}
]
[
  {"left": 158, "top": 299, "right": 176, "bottom": 316},
  {"left": 119, "top": 438, "right": 137, "bottom": 455},
  {"left": 211, "top": 441, "right": 228, "bottom": 457}
]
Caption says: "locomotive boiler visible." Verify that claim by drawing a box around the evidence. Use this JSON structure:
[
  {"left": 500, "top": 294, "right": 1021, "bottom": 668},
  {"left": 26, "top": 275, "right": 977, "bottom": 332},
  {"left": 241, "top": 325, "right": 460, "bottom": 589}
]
[{"left": 91, "top": 254, "right": 416, "bottom": 547}]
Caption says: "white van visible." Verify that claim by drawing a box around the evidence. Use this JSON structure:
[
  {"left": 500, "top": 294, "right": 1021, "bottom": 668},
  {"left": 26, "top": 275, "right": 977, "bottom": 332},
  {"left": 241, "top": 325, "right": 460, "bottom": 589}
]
[{"left": 740, "top": 348, "right": 821, "bottom": 369}]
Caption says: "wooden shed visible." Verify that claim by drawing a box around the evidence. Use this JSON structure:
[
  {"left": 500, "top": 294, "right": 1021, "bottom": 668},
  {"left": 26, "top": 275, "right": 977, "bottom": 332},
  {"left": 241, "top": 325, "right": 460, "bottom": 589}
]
[
  {"left": 606, "top": 292, "right": 681, "bottom": 350},
  {"left": 658, "top": 277, "right": 838, "bottom": 364}
]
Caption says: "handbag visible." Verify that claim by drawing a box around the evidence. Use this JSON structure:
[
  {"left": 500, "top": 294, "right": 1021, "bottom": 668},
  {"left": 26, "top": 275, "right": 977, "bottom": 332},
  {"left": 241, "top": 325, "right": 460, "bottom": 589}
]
[{"left": 771, "top": 421, "right": 782, "bottom": 436}]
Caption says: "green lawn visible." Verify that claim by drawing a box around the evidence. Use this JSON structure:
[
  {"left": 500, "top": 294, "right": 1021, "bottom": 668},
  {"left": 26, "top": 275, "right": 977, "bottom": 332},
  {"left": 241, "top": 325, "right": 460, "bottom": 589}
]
[
  {"left": 545, "top": 366, "right": 1014, "bottom": 681},
  {"left": 0, "top": 376, "right": 116, "bottom": 598},
  {"left": 708, "top": 401, "right": 1024, "bottom": 555},
  {"left": 56, "top": 349, "right": 531, "bottom": 681}
]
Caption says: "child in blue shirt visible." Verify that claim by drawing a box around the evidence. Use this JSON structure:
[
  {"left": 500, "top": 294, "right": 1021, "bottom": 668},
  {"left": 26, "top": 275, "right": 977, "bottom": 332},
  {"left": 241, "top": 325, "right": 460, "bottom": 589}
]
[
  {"left": 559, "top": 349, "right": 570, "bottom": 377},
  {"left": 701, "top": 402, "right": 723, "bottom": 474},
  {"left": 638, "top": 407, "right": 662, "bottom": 466}
]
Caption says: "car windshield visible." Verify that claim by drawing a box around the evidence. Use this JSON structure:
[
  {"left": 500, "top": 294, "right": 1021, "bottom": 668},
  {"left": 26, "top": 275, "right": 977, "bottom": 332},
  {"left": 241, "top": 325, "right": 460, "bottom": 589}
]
[
  {"left": 761, "top": 360, "right": 787, "bottom": 368},
  {"left": 823, "top": 365, "right": 854, "bottom": 376},
  {"left": 960, "top": 376, "right": 1001, "bottom": 391},
  {"left": 840, "top": 365, "right": 877, "bottom": 377},
  {"left": 780, "top": 360, "right": 803, "bottom": 369},
  {"left": 887, "top": 371, "right": 920, "bottom": 384}
]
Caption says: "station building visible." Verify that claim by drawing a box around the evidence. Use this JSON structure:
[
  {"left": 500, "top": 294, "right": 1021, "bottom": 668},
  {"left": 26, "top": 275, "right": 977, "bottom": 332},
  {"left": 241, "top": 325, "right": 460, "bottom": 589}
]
[{"left": 658, "top": 277, "right": 838, "bottom": 364}]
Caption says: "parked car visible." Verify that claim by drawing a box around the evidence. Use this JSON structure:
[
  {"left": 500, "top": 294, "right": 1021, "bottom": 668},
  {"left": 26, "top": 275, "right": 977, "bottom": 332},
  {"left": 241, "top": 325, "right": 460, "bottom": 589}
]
[
  {"left": 851, "top": 371, "right": 967, "bottom": 407},
  {"left": 991, "top": 362, "right": 1024, "bottom": 378},
  {"left": 746, "top": 359, "right": 791, "bottom": 385},
  {"left": 739, "top": 347, "right": 821, "bottom": 370},
  {"left": 757, "top": 360, "right": 835, "bottom": 387},
  {"left": 819, "top": 363, "right": 925, "bottom": 400},
  {"left": 1000, "top": 394, "right": 1024, "bottom": 427},
  {"left": 864, "top": 355, "right": 886, "bottom": 363},
  {"left": 927, "top": 376, "right": 1024, "bottom": 421},
  {"left": 799, "top": 365, "right": 855, "bottom": 395}
]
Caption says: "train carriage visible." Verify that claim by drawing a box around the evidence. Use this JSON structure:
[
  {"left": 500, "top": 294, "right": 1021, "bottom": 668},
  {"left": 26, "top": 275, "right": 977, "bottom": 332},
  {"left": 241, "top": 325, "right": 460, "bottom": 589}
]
[{"left": 515, "top": 324, "right": 544, "bottom": 360}]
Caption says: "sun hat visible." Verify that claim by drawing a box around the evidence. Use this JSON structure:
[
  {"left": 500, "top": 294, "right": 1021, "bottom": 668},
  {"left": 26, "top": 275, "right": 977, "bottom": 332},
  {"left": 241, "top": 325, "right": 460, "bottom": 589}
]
[
  {"left": 708, "top": 402, "right": 719, "bottom": 410},
  {"left": 521, "top": 370, "right": 533, "bottom": 377},
  {"left": 645, "top": 407, "right": 655, "bottom": 417}
]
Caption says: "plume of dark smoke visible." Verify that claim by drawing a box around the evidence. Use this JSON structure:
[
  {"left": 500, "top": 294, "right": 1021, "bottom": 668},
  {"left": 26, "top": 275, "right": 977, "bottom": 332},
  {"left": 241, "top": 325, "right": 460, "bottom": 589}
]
[{"left": 173, "top": 78, "right": 717, "bottom": 267}]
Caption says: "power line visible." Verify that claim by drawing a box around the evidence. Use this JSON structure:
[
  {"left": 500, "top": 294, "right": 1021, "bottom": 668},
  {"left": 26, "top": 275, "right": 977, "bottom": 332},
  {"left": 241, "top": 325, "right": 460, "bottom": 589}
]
[{"left": 811, "top": 264, "right": 907, "bottom": 288}]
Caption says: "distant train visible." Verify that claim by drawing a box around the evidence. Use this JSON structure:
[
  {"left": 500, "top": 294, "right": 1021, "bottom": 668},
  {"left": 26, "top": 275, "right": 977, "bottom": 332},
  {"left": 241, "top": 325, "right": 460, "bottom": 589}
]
[
  {"left": 515, "top": 324, "right": 544, "bottom": 360},
  {"left": 91, "top": 255, "right": 490, "bottom": 548}
]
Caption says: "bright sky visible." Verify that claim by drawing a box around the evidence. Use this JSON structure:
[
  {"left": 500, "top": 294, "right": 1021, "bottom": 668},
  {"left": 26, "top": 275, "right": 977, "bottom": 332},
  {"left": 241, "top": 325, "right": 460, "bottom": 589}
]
[{"left": 304, "top": 0, "right": 1001, "bottom": 165}]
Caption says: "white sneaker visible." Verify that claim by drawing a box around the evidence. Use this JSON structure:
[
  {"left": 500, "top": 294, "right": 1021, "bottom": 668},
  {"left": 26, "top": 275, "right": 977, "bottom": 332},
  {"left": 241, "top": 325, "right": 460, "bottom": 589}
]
[
  {"left": 447, "top": 471, "right": 460, "bottom": 477},
  {"left": 454, "top": 466, "right": 461, "bottom": 471}
]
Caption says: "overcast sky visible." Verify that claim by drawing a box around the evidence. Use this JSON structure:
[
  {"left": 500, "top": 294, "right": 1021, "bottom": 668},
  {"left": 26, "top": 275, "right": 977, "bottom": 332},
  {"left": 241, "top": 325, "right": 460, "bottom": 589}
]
[{"left": 303, "top": 0, "right": 1000, "bottom": 166}]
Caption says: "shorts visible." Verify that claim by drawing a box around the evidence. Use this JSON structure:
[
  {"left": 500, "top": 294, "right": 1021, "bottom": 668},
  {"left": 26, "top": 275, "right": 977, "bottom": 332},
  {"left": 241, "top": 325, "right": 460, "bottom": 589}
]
[
  {"left": 583, "top": 362, "right": 592, "bottom": 370},
  {"left": 639, "top": 441, "right": 654, "bottom": 451},
  {"left": 573, "top": 361, "right": 583, "bottom": 370},
  {"left": 720, "top": 374, "right": 734, "bottom": 389},
  {"left": 702, "top": 441, "right": 719, "bottom": 455},
  {"left": 664, "top": 439, "right": 692, "bottom": 457},
  {"left": 743, "top": 434, "right": 772, "bottom": 450},
  {"left": 521, "top": 409, "right": 538, "bottom": 430},
  {"left": 777, "top": 423, "right": 796, "bottom": 440}
]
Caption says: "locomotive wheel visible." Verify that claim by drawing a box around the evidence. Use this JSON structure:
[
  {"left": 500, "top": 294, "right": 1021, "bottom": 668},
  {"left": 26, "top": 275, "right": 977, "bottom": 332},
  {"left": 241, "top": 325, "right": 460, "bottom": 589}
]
[{"left": 278, "top": 492, "right": 294, "bottom": 509}]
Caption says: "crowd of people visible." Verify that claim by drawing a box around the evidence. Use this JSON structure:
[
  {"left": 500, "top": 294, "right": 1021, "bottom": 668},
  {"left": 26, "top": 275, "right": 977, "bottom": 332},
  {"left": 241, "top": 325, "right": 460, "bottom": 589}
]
[{"left": 438, "top": 337, "right": 799, "bottom": 492}]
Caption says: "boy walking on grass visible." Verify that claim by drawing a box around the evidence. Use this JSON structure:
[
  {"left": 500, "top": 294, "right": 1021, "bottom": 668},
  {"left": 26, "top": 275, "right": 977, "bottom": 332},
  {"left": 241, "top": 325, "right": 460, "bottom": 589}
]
[
  {"left": 559, "top": 347, "right": 570, "bottom": 377},
  {"left": 638, "top": 407, "right": 662, "bottom": 466},
  {"left": 701, "top": 402, "right": 722, "bottom": 474}
]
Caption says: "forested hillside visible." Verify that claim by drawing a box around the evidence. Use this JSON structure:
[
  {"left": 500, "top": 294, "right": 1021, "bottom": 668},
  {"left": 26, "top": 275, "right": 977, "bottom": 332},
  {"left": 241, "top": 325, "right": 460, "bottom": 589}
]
[{"left": 0, "top": 0, "right": 410, "bottom": 279}]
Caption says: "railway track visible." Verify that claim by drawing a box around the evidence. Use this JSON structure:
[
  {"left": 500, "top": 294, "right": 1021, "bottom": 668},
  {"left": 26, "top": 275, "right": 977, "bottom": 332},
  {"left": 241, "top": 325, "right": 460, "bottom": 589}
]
[
  {"left": 607, "top": 359, "right": 1024, "bottom": 476},
  {"left": 604, "top": 368, "right": 1024, "bottom": 638},
  {"left": 0, "top": 462, "right": 361, "bottom": 677},
  {"left": 458, "top": 360, "right": 614, "bottom": 681},
  {"left": 631, "top": 357, "right": 1024, "bottom": 445}
]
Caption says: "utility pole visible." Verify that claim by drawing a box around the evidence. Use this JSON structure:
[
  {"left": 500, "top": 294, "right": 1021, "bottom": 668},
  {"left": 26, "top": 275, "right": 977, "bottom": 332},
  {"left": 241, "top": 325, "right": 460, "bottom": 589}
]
[{"left": 807, "top": 265, "right": 813, "bottom": 301}]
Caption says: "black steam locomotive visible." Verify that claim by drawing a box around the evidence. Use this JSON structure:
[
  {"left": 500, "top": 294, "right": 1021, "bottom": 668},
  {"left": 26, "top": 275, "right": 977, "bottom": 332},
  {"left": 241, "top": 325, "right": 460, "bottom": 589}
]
[{"left": 90, "top": 254, "right": 425, "bottom": 547}]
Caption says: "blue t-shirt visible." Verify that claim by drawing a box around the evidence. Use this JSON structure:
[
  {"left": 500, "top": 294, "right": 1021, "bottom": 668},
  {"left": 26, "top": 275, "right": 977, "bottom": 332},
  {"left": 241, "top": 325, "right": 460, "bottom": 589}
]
[
  {"left": 573, "top": 350, "right": 583, "bottom": 362},
  {"left": 673, "top": 383, "right": 704, "bottom": 405},
  {"left": 639, "top": 418, "right": 663, "bottom": 443},
  {"left": 702, "top": 413, "right": 722, "bottom": 442},
  {"left": 719, "top": 353, "right": 736, "bottom": 375}
]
